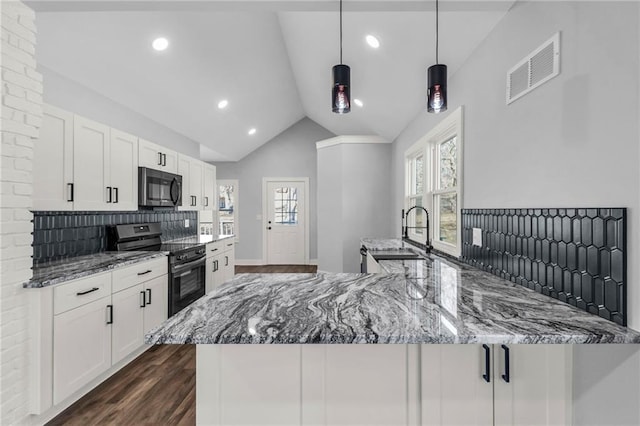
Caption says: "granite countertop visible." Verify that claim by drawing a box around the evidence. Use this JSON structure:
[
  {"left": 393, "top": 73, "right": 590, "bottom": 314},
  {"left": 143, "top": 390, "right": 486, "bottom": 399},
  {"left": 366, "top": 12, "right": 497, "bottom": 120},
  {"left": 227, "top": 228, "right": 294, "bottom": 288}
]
[
  {"left": 170, "top": 234, "right": 234, "bottom": 245},
  {"left": 145, "top": 238, "right": 640, "bottom": 345},
  {"left": 24, "top": 251, "right": 168, "bottom": 288}
]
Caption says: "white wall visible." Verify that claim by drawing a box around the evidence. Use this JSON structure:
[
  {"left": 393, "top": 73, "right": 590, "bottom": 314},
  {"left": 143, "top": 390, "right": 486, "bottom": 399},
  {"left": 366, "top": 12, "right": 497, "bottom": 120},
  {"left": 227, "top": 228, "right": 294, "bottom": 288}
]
[
  {"left": 317, "top": 140, "right": 393, "bottom": 273},
  {"left": 0, "top": 1, "right": 43, "bottom": 423},
  {"left": 391, "top": 1, "right": 640, "bottom": 423},
  {"left": 38, "top": 65, "right": 201, "bottom": 158},
  {"left": 214, "top": 117, "right": 334, "bottom": 263}
]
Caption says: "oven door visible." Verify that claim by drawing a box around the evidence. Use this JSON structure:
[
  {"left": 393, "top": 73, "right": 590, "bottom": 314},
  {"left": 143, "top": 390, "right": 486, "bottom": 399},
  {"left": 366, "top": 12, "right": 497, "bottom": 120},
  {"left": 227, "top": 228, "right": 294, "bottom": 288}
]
[
  {"left": 169, "top": 256, "right": 206, "bottom": 317},
  {"left": 139, "top": 167, "right": 182, "bottom": 207}
]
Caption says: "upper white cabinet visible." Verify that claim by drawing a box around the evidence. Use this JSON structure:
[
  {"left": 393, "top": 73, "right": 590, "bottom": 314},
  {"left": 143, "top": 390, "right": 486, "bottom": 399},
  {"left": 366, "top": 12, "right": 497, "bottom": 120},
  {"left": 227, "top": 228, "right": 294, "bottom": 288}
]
[
  {"left": 179, "top": 154, "right": 215, "bottom": 211},
  {"left": 109, "top": 129, "right": 138, "bottom": 211},
  {"left": 139, "top": 138, "right": 178, "bottom": 174},
  {"left": 73, "top": 116, "right": 111, "bottom": 211},
  {"left": 203, "top": 164, "right": 217, "bottom": 211},
  {"left": 33, "top": 105, "right": 74, "bottom": 211},
  {"left": 34, "top": 105, "right": 139, "bottom": 212}
]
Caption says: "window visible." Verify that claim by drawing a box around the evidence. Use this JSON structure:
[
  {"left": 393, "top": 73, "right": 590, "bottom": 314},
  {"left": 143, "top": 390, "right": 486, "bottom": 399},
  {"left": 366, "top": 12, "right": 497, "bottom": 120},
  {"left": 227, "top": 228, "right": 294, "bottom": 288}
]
[
  {"left": 218, "top": 179, "right": 238, "bottom": 241},
  {"left": 405, "top": 107, "right": 463, "bottom": 257}
]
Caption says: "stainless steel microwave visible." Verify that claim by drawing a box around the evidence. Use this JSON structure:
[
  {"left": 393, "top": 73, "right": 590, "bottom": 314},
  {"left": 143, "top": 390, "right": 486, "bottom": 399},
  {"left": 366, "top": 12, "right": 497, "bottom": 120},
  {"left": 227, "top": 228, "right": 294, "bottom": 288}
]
[{"left": 138, "top": 167, "right": 182, "bottom": 207}]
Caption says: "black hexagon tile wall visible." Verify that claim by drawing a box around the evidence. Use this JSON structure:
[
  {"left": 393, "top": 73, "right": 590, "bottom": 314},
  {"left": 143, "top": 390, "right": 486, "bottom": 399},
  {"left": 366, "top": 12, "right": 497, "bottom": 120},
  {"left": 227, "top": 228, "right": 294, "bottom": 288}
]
[{"left": 461, "top": 208, "right": 627, "bottom": 325}]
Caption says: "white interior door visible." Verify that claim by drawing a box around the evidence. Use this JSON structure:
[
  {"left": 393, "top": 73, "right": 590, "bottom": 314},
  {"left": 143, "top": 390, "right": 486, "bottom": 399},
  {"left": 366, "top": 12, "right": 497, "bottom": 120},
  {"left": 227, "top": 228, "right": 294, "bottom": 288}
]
[{"left": 265, "top": 179, "right": 307, "bottom": 265}]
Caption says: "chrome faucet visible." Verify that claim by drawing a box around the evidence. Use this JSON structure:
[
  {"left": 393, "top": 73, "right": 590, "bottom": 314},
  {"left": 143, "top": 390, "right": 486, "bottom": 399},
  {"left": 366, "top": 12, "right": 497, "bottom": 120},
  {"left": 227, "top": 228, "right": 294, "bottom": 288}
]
[{"left": 402, "top": 206, "right": 432, "bottom": 253}]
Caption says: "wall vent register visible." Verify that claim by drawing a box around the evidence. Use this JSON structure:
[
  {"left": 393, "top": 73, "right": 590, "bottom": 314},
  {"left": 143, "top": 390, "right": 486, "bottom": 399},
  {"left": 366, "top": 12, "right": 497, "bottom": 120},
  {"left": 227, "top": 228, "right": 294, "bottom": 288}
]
[{"left": 506, "top": 32, "right": 560, "bottom": 104}]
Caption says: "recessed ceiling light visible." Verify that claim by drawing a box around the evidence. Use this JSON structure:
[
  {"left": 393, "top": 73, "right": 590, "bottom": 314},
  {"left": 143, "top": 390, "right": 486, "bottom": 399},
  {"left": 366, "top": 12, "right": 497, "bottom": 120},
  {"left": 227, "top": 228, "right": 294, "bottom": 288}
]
[
  {"left": 218, "top": 99, "right": 229, "bottom": 109},
  {"left": 248, "top": 128, "right": 257, "bottom": 135},
  {"left": 354, "top": 99, "right": 364, "bottom": 107},
  {"left": 152, "top": 37, "right": 169, "bottom": 51},
  {"left": 365, "top": 35, "right": 380, "bottom": 49}
]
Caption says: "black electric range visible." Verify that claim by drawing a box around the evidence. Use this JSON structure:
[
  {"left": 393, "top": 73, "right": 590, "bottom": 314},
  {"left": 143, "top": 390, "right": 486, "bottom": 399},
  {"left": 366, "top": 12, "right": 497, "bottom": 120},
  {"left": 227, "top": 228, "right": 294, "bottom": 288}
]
[{"left": 108, "top": 223, "right": 206, "bottom": 317}]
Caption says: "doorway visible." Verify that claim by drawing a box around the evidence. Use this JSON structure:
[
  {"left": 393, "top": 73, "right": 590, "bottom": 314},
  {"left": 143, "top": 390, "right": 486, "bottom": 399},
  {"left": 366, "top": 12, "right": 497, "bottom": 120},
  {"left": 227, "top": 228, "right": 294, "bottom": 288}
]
[{"left": 262, "top": 178, "right": 309, "bottom": 265}]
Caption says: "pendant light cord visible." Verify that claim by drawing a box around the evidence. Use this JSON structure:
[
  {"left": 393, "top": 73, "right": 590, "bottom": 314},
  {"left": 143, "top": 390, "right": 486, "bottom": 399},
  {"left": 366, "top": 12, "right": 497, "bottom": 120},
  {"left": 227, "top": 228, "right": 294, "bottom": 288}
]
[
  {"left": 340, "top": 0, "right": 343, "bottom": 64},
  {"left": 435, "top": 0, "right": 439, "bottom": 64}
]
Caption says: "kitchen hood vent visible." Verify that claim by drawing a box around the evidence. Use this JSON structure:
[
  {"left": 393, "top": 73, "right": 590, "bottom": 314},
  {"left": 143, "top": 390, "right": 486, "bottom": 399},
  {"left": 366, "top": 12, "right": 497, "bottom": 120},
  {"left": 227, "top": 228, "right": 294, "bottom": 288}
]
[{"left": 506, "top": 32, "right": 560, "bottom": 105}]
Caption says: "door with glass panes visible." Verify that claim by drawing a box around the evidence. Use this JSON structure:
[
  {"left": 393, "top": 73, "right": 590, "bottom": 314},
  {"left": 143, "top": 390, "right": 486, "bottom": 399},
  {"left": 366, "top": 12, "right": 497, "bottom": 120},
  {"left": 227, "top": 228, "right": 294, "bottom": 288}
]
[{"left": 265, "top": 179, "right": 307, "bottom": 264}]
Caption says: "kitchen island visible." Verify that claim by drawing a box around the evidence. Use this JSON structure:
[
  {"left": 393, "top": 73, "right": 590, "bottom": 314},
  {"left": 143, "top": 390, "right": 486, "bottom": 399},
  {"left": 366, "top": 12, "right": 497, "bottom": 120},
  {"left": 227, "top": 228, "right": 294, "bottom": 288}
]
[{"left": 145, "top": 238, "right": 640, "bottom": 425}]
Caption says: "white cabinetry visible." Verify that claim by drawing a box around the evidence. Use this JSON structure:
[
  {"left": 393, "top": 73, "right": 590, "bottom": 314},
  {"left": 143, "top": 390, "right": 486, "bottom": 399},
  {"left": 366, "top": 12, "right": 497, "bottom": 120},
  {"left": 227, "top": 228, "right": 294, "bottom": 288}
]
[
  {"left": 178, "top": 154, "right": 205, "bottom": 210},
  {"left": 203, "top": 164, "right": 217, "bottom": 211},
  {"left": 32, "top": 257, "right": 169, "bottom": 415},
  {"left": 33, "top": 105, "right": 139, "bottom": 212},
  {"left": 139, "top": 138, "right": 178, "bottom": 173},
  {"left": 33, "top": 105, "right": 74, "bottom": 211},
  {"left": 73, "top": 115, "right": 110, "bottom": 211},
  {"left": 205, "top": 239, "right": 235, "bottom": 293},
  {"left": 222, "top": 241, "right": 235, "bottom": 283}
]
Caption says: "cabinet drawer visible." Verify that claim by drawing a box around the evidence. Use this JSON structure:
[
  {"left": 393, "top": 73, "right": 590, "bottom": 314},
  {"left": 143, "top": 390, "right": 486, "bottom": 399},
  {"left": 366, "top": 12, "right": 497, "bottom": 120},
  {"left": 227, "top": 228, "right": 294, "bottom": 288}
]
[
  {"left": 207, "top": 241, "right": 224, "bottom": 258},
  {"left": 222, "top": 240, "right": 235, "bottom": 253},
  {"left": 54, "top": 273, "right": 112, "bottom": 315},
  {"left": 112, "top": 257, "right": 168, "bottom": 293}
]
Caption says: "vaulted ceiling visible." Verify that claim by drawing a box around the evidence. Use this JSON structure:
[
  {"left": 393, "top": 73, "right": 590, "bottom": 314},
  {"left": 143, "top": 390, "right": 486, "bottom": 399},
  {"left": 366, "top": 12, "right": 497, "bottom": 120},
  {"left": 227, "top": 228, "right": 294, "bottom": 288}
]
[{"left": 31, "top": 0, "right": 514, "bottom": 161}]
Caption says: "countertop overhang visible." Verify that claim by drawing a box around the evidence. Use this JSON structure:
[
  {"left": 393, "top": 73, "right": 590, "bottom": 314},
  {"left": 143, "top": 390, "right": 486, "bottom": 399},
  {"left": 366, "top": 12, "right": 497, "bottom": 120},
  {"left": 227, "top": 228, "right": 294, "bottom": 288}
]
[{"left": 145, "top": 239, "right": 640, "bottom": 345}]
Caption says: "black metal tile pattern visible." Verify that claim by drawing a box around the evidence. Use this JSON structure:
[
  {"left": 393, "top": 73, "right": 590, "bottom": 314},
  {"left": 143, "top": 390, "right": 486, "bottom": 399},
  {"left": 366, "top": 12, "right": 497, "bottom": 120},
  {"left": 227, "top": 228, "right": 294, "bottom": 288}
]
[
  {"left": 460, "top": 208, "right": 627, "bottom": 326},
  {"left": 31, "top": 210, "right": 198, "bottom": 266}
]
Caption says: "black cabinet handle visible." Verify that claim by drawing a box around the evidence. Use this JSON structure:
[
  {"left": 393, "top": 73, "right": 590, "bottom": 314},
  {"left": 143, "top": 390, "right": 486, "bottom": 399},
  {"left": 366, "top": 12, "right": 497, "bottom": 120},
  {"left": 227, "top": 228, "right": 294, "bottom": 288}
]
[
  {"left": 140, "top": 291, "right": 146, "bottom": 308},
  {"left": 204, "top": 196, "right": 208, "bottom": 207},
  {"left": 162, "top": 153, "right": 167, "bottom": 166},
  {"left": 193, "top": 196, "right": 197, "bottom": 206},
  {"left": 146, "top": 288, "right": 152, "bottom": 305},
  {"left": 211, "top": 248, "right": 219, "bottom": 252},
  {"left": 113, "top": 187, "right": 118, "bottom": 203},
  {"left": 501, "top": 344, "right": 510, "bottom": 383},
  {"left": 106, "top": 186, "right": 112, "bottom": 203},
  {"left": 137, "top": 270, "right": 152, "bottom": 276},
  {"left": 158, "top": 152, "right": 163, "bottom": 166},
  {"left": 76, "top": 287, "right": 99, "bottom": 296},
  {"left": 67, "top": 183, "right": 74, "bottom": 202},
  {"left": 225, "top": 256, "right": 228, "bottom": 266},
  {"left": 106, "top": 304, "right": 113, "bottom": 324},
  {"left": 213, "top": 260, "right": 218, "bottom": 272},
  {"left": 482, "top": 344, "right": 491, "bottom": 383}
]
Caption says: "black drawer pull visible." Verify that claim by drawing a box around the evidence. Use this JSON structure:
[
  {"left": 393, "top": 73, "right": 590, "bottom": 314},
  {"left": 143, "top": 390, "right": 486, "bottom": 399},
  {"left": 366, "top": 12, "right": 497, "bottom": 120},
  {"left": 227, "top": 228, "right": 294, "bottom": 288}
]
[
  {"left": 501, "top": 344, "right": 510, "bottom": 383},
  {"left": 225, "top": 256, "right": 228, "bottom": 266},
  {"left": 227, "top": 243, "right": 233, "bottom": 247},
  {"left": 482, "top": 344, "right": 491, "bottom": 383},
  {"left": 211, "top": 248, "right": 218, "bottom": 252},
  {"left": 76, "top": 287, "right": 99, "bottom": 296},
  {"left": 137, "top": 270, "right": 152, "bottom": 276}
]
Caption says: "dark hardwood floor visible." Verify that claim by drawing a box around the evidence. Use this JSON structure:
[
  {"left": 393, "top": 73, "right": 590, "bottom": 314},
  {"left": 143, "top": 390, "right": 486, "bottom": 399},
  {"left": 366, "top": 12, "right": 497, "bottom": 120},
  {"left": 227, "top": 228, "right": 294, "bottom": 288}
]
[{"left": 47, "top": 264, "right": 316, "bottom": 425}]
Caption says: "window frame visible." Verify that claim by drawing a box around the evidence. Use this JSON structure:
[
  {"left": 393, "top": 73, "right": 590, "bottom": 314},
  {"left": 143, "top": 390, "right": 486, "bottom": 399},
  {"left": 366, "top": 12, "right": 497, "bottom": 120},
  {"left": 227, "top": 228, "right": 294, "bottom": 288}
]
[
  {"left": 218, "top": 179, "right": 239, "bottom": 243},
  {"left": 404, "top": 106, "right": 464, "bottom": 257}
]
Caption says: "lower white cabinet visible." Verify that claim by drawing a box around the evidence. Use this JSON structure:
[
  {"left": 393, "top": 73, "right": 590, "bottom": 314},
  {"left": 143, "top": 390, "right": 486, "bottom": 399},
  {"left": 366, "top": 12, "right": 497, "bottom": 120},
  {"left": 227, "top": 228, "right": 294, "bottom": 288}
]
[
  {"left": 206, "top": 240, "right": 236, "bottom": 293},
  {"left": 34, "top": 257, "right": 169, "bottom": 415},
  {"left": 222, "top": 243, "right": 235, "bottom": 283},
  {"left": 111, "top": 284, "right": 145, "bottom": 365},
  {"left": 53, "top": 296, "right": 111, "bottom": 405}
]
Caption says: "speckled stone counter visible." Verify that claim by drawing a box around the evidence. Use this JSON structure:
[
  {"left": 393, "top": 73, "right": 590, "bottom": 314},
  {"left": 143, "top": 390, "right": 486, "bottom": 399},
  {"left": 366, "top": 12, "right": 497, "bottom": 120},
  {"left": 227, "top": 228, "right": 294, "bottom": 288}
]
[
  {"left": 145, "top": 238, "right": 640, "bottom": 344},
  {"left": 24, "top": 251, "right": 168, "bottom": 288},
  {"left": 169, "top": 234, "right": 234, "bottom": 245}
]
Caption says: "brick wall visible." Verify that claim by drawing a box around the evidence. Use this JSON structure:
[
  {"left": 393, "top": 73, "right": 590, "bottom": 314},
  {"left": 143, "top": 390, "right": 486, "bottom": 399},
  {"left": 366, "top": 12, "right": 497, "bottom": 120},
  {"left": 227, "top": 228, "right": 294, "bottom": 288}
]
[{"left": 1, "top": 0, "right": 43, "bottom": 423}]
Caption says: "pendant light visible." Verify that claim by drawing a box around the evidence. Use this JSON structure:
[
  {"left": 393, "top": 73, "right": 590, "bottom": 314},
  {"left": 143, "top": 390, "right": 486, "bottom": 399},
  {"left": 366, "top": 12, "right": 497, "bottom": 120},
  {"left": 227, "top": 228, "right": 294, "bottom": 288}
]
[
  {"left": 332, "top": 0, "right": 350, "bottom": 114},
  {"left": 427, "top": 0, "right": 447, "bottom": 113}
]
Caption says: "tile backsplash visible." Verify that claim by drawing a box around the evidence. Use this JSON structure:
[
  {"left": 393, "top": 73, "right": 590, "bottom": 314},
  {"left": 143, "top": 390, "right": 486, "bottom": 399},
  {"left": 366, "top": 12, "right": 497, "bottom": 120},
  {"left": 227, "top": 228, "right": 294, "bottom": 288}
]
[
  {"left": 460, "top": 208, "right": 627, "bottom": 326},
  {"left": 32, "top": 210, "right": 197, "bottom": 265}
]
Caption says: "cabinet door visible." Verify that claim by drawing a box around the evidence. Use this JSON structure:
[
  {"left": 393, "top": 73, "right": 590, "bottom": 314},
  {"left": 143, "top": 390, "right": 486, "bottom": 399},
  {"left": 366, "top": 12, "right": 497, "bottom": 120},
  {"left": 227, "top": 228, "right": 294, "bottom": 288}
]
[
  {"left": 421, "top": 344, "right": 494, "bottom": 426},
  {"left": 111, "top": 284, "right": 144, "bottom": 365},
  {"left": 162, "top": 148, "right": 178, "bottom": 174},
  {"left": 143, "top": 275, "right": 168, "bottom": 334},
  {"left": 212, "top": 254, "right": 225, "bottom": 289},
  {"left": 73, "top": 115, "right": 110, "bottom": 210},
  {"left": 53, "top": 296, "right": 111, "bottom": 405},
  {"left": 138, "top": 138, "right": 164, "bottom": 171},
  {"left": 178, "top": 155, "right": 191, "bottom": 211},
  {"left": 109, "top": 129, "right": 138, "bottom": 211},
  {"left": 203, "top": 164, "right": 216, "bottom": 211},
  {"left": 223, "top": 244, "right": 235, "bottom": 284},
  {"left": 190, "top": 159, "right": 204, "bottom": 209},
  {"left": 494, "top": 344, "right": 572, "bottom": 426},
  {"left": 33, "top": 105, "right": 74, "bottom": 211}
]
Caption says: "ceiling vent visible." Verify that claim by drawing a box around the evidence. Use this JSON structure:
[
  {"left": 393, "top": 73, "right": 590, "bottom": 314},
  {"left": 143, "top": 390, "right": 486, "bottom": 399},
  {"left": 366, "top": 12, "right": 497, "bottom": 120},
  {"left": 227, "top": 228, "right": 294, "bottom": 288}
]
[{"left": 506, "top": 32, "right": 560, "bottom": 105}]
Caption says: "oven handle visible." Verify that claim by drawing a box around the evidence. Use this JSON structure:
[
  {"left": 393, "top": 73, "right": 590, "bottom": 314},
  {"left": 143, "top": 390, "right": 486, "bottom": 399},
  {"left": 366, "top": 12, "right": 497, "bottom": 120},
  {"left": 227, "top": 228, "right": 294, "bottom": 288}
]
[{"left": 171, "top": 256, "right": 206, "bottom": 274}]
